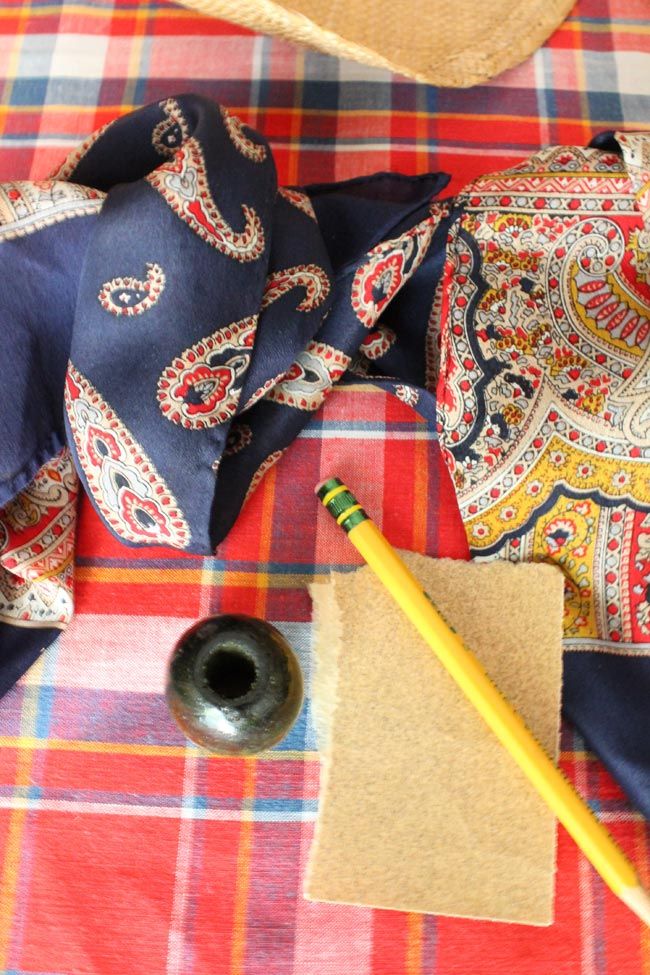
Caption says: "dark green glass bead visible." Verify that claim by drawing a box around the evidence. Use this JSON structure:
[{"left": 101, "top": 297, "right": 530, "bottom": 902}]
[{"left": 165, "top": 614, "right": 303, "bottom": 754}]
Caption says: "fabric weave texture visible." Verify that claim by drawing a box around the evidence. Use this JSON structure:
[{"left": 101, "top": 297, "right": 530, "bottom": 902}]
[{"left": 0, "top": 1, "right": 648, "bottom": 971}]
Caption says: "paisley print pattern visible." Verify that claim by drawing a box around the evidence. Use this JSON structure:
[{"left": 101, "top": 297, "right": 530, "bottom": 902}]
[
  {"left": 395, "top": 384, "right": 420, "bottom": 408},
  {"left": 240, "top": 375, "right": 281, "bottom": 412},
  {"left": 267, "top": 341, "right": 351, "bottom": 411},
  {"left": 360, "top": 325, "right": 397, "bottom": 360},
  {"left": 632, "top": 513, "right": 650, "bottom": 638},
  {"left": 348, "top": 325, "right": 398, "bottom": 378},
  {"left": 260, "top": 264, "right": 330, "bottom": 312},
  {"left": 65, "top": 364, "right": 191, "bottom": 548},
  {"left": 3, "top": 451, "right": 76, "bottom": 532},
  {"left": 220, "top": 107, "right": 267, "bottom": 163},
  {"left": 616, "top": 130, "right": 650, "bottom": 233},
  {"left": 157, "top": 317, "right": 257, "bottom": 428},
  {"left": 237, "top": 265, "right": 332, "bottom": 411},
  {"left": 97, "top": 262, "right": 165, "bottom": 316},
  {"left": 0, "top": 450, "right": 77, "bottom": 628},
  {"left": 152, "top": 98, "right": 190, "bottom": 158},
  {"left": 244, "top": 450, "right": 285, "bottom": 504},
  {"left": 146, "top": 138, "right": 265, "bottom": 262},
  {"left": 224, "top": 422, "right": 253, "bottom": 456},
  {"left": 436, "top": 143, "right": 650, "bottom": 654},
  {"left": 278, "top": 187, "right": 317, "bottom": 222},
  {"left": 425, "top": 277, "right": 445, "bottom": 390},
  {"left": 351, "top": 218, "right": 435, "bottom": 327},
  {"left": 0, "top": 180, "right": 104, "bottom": 240},
  {"left": 572, "top": 262, "right": 648, "bottom": 351}
]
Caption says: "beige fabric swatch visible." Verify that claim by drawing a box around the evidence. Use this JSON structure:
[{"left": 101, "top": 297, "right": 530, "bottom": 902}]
[{"left": 307, "top": 555, "right": 565, "bottom": 925}]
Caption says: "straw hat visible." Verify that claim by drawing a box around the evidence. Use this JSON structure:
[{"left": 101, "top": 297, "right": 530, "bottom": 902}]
[{"left": 177, "top": 0, "right": 575, "bottom": 88}]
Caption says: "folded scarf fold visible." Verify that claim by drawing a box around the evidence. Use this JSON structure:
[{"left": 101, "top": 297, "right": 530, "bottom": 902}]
[{"left": 1, "top": 94, "right": 649, "bottom": 815}]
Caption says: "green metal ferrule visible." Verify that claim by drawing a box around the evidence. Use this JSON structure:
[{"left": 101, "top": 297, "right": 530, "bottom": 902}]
[
  {"left": 316, "top": 476, "right": 369, "bottom": 534},
  {"left": 324, "top": 487, "right": 357, "bottom": 520},
  {"left": 315, "top": 476, "right": 344, "bottom": 501},
  {"left": 338, "top": 507, "right": 368, "bottom": 533}
]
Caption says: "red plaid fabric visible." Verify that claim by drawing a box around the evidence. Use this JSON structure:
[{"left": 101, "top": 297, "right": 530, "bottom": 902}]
[{"left": 0, "top": 1, "right": 649, "bottom": 972}]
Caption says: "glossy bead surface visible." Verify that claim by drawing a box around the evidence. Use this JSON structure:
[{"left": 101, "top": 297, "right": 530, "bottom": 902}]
[{"left": 165, "top": 614, "right": 303, "bottom": 754}]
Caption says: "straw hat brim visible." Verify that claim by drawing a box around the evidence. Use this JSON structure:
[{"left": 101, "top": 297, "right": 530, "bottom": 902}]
[{"left": 176, "top": 0, "right": 575, "bottom": 88}]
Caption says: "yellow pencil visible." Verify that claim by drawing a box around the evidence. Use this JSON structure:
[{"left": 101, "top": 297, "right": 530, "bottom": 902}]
[{"left": 316, "top": 475, "right": 650, "bottom": 926}]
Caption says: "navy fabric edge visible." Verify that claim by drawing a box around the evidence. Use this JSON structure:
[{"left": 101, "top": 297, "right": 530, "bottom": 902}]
[
  {"left": 563, "top": 650, "right": 650, "bottom": 820},
  {"left": 0, "top": 621, "right": 55, "bottom": 698},
  {"left": 0, "top": 430, "right": 67, "bottom": 510}
]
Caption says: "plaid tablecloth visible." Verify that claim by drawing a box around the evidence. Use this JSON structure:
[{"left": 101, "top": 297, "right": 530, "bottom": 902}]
[{"left": 0, "top": 1, "right": 649, "bottom": 972}]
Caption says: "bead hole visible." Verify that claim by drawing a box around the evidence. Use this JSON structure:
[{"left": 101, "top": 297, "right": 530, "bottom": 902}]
[{"left": 204, "top": 649, "right": 257, "bottom": 700}]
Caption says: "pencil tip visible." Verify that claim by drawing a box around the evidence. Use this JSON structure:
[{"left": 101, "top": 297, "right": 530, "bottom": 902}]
[{"left": 620, "top": 885, "right": 650, "bottom": 927}]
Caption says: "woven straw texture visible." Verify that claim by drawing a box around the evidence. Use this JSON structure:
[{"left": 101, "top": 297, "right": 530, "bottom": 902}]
[{"left": 176, "top": 0, "right": 576, "bottom": 87}]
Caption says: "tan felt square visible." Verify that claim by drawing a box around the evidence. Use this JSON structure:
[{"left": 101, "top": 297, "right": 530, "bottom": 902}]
[{"left": 307, "top": 555, "right": 564, "bottom": 925}]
